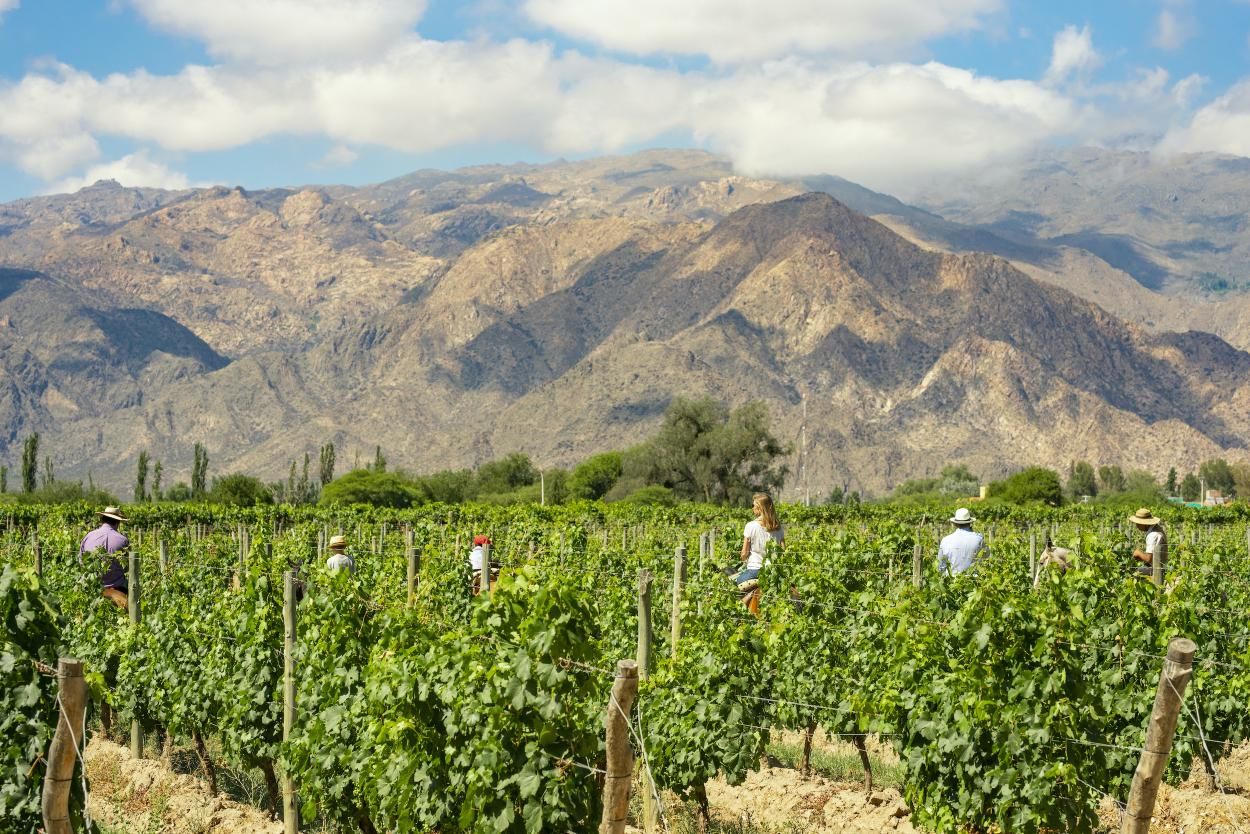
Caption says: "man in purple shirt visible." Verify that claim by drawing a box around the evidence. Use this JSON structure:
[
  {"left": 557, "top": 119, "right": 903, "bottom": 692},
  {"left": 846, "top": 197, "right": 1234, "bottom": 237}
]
[{"left": 80, "top": 506, "right": 129, "bottom": 608}]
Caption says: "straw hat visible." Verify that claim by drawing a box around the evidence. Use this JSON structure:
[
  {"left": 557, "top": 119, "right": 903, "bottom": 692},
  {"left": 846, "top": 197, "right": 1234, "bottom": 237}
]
[
  {"left": 949, "top": 508, "right": 975, "bottom": 525},
  {"left": 328, "top": 534, "right": 348, "bottom": 549},
  {"left": 1128, "top": 508, "right": 1160, "bottom": 527},
  {"left": 99, "top": 506, "right": 128, "bottom": 523}
]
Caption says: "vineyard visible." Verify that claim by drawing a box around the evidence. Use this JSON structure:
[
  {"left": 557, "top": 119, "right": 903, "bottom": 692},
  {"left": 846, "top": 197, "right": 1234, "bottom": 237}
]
[{"left": 5, "top": 502, "right": 1250, "bottom": 833}]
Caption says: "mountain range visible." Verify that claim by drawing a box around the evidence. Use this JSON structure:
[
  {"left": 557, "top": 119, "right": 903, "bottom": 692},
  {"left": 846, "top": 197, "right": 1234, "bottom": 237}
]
[{"left": 1, "top": 148, "right": 1248, "bottom": 498}]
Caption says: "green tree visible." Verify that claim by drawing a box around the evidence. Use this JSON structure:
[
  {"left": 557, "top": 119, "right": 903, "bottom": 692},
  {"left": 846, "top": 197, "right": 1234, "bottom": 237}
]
[
  {"left": 475, "top": 453, "right": 538, "bottom": 495},
  {"left": 642, "top": 397, "right": 789, "bottom": 504},
  {"left": 191, "top": 442, "right": 209, "bottom": 498},
  {"left": 320, "top": 469, "right": 418, "bottom": 508},
  {"left": 299, "top": 452, "right": 312, "bottom": 502},
  {"left": 134, "top": 450, "right": 150, "bottom": 502},
  {"left": 567, "top": 452, "right": 623, "bottom": 500},
  {"left": 319, "top": 442, "right": 336, "bottom": 486},
  {"left": 152, "top": 460, "right": 163, "bottom": 501},
  {"left": 1165, "top": 467, "right": 1178, "bottom": 495},
  {"left": 372, "top": 445, "right": 386, "bottom": 473},
  {"left": 1198, "top": 458, "right": 1235, "bottom": 497},
  {"left": 1067, "top": 461, "right": 1097, "bottom": 499},
  {"left": 1231, "top": 463, "right": 1250, "bottom": 500},
  {"left": 988, "top": 467, "right": 1064, "bottom": 505},
  {"left": 1180, "top": 472, "right": 1201, "bottom": 501},
  {"left": 1122, "top": 470, "right": 1162, "bottom": 502},
  {"left": 1097, "top": 464, "right": 1126, "bottom": 494},
  {"left": 414, "top": 468, "right": 475, "bottom": 503},
  {"left": 41, "top": 456, "right": 53, "bottom": 488},
  {"left": 0, "top": 465, "right": 6, "bottom": 493},
  {"left": 21, "top": 433, "right": 38, "bottom": 493},
  {"left": 165, "top": 482, "right": 192, "bottom": 502},
  {"left": 939, "top": 464, "right": 979, "bottom": 497},
  {"left": 208, "top": 473, "right": 274, "bottom": 506}
]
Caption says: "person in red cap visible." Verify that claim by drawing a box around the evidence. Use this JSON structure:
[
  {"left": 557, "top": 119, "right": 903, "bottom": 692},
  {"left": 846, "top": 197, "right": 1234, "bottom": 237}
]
[{"left": 469, "top": 535, "right": 494, "bottom": 594}]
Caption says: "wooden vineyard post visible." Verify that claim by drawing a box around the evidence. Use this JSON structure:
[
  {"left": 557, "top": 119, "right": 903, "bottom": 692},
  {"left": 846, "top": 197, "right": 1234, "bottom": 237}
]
[
  {"left": 481, "top": 542, "right": 492, "bottom": 596},
  {"left": 33, "top": 530, "right": 42, "bottom": 578},
  {"left": 1152, "top": 546, "right": 1164, "bottom": 586},
  {"left": 670, "top": 545, "right": 687, "bottom": 654},
  {"left": 912, "top": 540, "right": 922, "bottom": 588},
  {"left": 637, "top": 569, "right": 653, "bottom": 676},
  {"left": 405, "top": 528, "right": 418, "bottom": 608},
  {"left": 159, "top": 539, "right": 169, "bottom": 575},
  {"left": 1029, "top": 529, "right": 1037, "bottom": 585},
  {"left": 129, "top": 549, "right": 143, "bottom": 759},
  {"left": 317, "top": 527, "right": 325, "bottom": 562},
  {"left": 599, "top": 660, "right": 639, "bottom": 834},
  {"left": 283, "top": 571, "right": 299, "bottom": 834},
  {"left": 637, "top": 568, "right": 658, "bottom": 833},
  {"left": 41, "top": 658, "right": 86, "bottom": 834},
  {"left": 1121, "top": 637, "right": 1197, "bottom": 834}
]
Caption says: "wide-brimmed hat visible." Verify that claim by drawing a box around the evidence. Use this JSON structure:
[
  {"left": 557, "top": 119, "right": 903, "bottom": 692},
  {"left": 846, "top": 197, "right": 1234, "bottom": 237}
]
[
  {"left": 949, "top": 508, "right": 975, "bottom": 525},
  {"left": 473, "top": 535, "right": 491, "bottom": 546},
  {"left": 99, "top": 506, "right": 128, "bottom": 523},
  {"left": 328, "top": 534, "right": 348, "bottom": 549},
  {"left": 1128, "top": 508, "right": 1160, "bottom": 527}
]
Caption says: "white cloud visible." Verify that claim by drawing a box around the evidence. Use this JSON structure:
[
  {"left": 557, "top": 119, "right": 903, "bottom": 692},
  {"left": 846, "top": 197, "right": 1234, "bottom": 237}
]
[
  {"left": 523, "top": 0, "right": 1001, "bottom": 63},
  {"left": 690, "top": 61, "right": 1078, "bottom": 193},
  {"left": 127, "top": 0, "right": 427, "bottom": 65},
  {"left": 1153, "top": 8, "right": 1195, "bottom": 51},
  {"left": 47, "top": 150, "right": 194, "bottom": 194},
  {"left": 0, "top": 43, "right": 1079, "bottom": 197},
  {"left": 0, "top": 0, "right": 19, "bottom": 23},
  {"left": 1045, "top": 25, "right": 1101, "bottom": 85},
  {"left": 315, "top": 144, "right": 359, "bottom": 167},
  {"left": 1158, "top": 78, "right": 1250, "bottom": 156}
]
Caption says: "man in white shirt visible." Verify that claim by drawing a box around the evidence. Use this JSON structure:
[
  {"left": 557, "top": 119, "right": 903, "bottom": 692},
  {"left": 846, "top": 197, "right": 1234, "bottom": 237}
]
[
  {"left": 325, "top": 534, "right": 355, "bottom": 574},
  {"left": 938, "top": 508, "right": 985, "bottom": 576},
  {"left": 1129, "top": 508, "right": 1167, "bottom": 578}
]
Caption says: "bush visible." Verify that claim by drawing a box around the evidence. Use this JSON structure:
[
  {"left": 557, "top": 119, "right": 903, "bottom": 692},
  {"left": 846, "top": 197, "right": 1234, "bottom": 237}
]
[
  {"left": 320, "top": 470, "right": 419, "bottom": 508},
  {"left": 209, "top": 473, "right": 274, "bottom": 506},
  {"left": 988, "top": 467, "right": 1064, "bottom": 506}
]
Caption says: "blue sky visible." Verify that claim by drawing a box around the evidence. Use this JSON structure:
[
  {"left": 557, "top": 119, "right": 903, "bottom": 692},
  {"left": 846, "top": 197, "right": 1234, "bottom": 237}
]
[{"left": 1, "top": 0, "right": 1249, "bottom": 202}]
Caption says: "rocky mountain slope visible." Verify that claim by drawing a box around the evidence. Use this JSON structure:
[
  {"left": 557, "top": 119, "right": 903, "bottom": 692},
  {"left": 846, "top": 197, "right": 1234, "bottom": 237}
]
[{"left": 1, "top": 151, "right": 1248, "bottom": 498}]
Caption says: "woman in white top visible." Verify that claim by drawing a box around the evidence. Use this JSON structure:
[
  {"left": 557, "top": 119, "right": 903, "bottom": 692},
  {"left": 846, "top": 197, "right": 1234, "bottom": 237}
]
[{"left": 736, "top": 492, "right": 784, "bottom": 586}]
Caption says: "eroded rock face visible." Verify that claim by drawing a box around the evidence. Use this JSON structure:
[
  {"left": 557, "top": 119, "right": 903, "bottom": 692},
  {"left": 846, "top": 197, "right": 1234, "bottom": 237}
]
[{"left": 1, "top": 150, "right": 1249, "bottom": 495}]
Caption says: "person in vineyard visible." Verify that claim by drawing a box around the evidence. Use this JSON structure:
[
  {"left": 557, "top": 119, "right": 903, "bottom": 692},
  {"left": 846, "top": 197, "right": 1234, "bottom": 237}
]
[
  {"left": 80, "top": 506, "right": 130, "bottom": 609},
  {"left": 735, "top": 493, "right": 784, "bottom": 614},
  {"left": 325, "top": 534, "right": 356, "bottom": 574},
  {"left": 469, "top": 534, "right": 497, "bottom": 594},
  {"left": 938, "top": 508, "right": 985, "bottom": 576},
  {"left": 1128, "top": 507, "right": 1167, "bottom": 577}
]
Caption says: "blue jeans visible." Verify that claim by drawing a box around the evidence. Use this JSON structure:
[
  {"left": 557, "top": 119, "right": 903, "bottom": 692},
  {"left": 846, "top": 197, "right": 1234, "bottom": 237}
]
[{"left": 734, "top": 568, "right": 760, "bottom": 585}]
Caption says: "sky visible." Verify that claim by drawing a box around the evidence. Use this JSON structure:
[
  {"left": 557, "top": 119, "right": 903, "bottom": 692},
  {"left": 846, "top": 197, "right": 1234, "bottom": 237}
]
[{"left": 1, "top": 0, "right": 1250, "bottom": 202}]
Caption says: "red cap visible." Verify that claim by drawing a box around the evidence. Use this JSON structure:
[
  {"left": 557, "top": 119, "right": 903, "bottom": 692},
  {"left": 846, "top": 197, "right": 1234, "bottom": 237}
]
[{"left": 473, "top": 535, "right": 491, "bottom": 546}]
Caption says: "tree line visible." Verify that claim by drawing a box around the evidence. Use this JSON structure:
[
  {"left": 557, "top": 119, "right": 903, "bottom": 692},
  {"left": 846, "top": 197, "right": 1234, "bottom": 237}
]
[{"left": 0, "top": 397, "right": 791, "bottom": 508}]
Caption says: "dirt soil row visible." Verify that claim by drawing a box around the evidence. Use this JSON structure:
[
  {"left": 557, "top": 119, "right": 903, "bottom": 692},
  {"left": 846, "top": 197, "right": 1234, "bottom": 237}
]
[{"left": 86, "top": 736, "right": 1250, "bottom": 833}]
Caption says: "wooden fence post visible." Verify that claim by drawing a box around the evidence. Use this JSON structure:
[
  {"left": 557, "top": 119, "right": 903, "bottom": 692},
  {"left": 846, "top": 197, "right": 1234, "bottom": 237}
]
[
  {"left": 41, "top": 658, "right": 86, "bottom": 834},
  {"left": 912, "top": 541, "right": 922, "bottom": 588},
  {"left": 637, "top": 570, "right": 653, "bottom": 677},
  {"left": 405, "top": 528, "right": 418, "bottom": 608},
  {"left": 481, "top": 542, "right": 492, "bottom": 596},
  {"left": 129, "top": 549, "right": 143, "bottom": 759},
  {"left": 599, "top": 660, "right": 639, "bottom": 834},
  {"left": 283, "top": 570, "right": 299, "bottom": 834},
  {"left": 33, "top": 531, "right": 42, "bottom": 578},
  {"left": 637, "top": 568, "right": 658, "bottom": 833},
  {"left": 159, "top": 539, "right": 169, "bottom": 575},
  {"left": 1121, "top": 637, "right": 1197, "bottom": 834},
  {"left": 1029, "top": 529, "right": 1037, "bottom": 585},
  {"left": 670, "top": 545, "right": 686, "bottom": 654}
]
